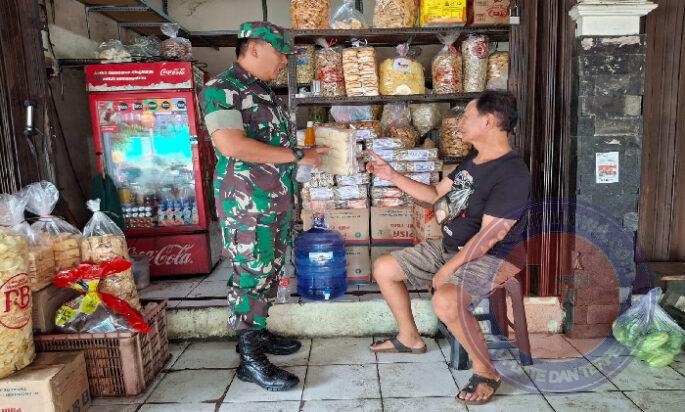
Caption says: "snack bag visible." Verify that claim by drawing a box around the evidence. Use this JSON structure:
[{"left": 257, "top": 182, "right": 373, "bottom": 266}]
[
  {"left": 315, "top": 38, "right": 345, "bottom": 97},
  {"left": 374, "top": 0, "right": 419, "bottom": 28},
  {"left": 54, "top": 258, "right": 150, "bottom": 334},
  {"left": 21, "top": 181, "right": 82, "bottom": 272},
  {"left": 380, "top": 43, "right": 426, "bottom": 95},
  {"left": 432, "top": 32, "right": 463, "bottom": 94},
  {"left": 291, "top": 0, "right": 330, "bottom": 29},
  {"left": 410, "top": 103, "right": 441, "bottom": 136},
  {"left": 486, "top": 51, "right": 510, "bottom": 91},
  {"left": 462, "top": 33, "right": 490, "bottom": 92},
  {"left": 81, "top": 199, "right": 141, "bottom": 311},
  {"left": 160, "top": 23, "right": 192, "bottom": 61},
  {"left": 331, "top": 0, "right": 368, "bottom": 29},
  {"left": 612, "top": 288, "right": 685, "bottom": 368},
  {"left": 0, "top": 194, "right": 55, "bottom": 291},
  {"left": 0, "top": 205, "right": 35, "bottom": 378}
]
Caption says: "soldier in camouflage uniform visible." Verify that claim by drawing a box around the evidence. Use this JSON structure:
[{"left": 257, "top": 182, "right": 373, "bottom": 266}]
[{"left": 200, "top": 21, "right": 325, "bottom": 391}]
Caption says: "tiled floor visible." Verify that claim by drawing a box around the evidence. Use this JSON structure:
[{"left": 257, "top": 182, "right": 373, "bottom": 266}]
[{"left": 90, "top": 336, "right": 685, "bottom": 412}]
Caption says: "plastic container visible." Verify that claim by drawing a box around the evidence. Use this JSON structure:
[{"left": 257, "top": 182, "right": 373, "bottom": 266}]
[
  {"left": 295, "top": 213, "right": 347, "bottom": 301},
  {"left": 34, "top": 300, "right": 169, "bottom": 397},
  {"left": 131, "top": 254, "right": 151, "bottom": 289}
]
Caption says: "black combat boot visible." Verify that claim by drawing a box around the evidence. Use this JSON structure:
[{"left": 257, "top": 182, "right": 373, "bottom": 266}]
[
  {"left": 236, "top": 330, "right": 300, "bottom": 391},
  {"left": 235, "top": 330, "right": 302, "bottom": 355}
]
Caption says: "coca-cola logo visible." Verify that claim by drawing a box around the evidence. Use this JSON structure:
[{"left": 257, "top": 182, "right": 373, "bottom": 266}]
[
  {"left": 0, "top": 274, "right": 31, "bottom": 329},
  {"left": 129, "top": 243, "right": 195, "bottom": 267},
  {"left": 160, "top": 68, "right": 187, "bottom": 77}
]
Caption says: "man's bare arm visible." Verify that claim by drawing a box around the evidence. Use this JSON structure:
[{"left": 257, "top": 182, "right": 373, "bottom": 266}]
[{"left": 212, "top": 129, "right": 326, "bottom": 165}]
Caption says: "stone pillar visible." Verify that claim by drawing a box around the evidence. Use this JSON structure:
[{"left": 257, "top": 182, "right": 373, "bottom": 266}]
[{"left": 565, "top": 0, "right": 657, "bottom": 339}]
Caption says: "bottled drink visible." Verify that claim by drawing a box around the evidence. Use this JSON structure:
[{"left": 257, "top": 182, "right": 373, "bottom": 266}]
[
  {"left": 304, "top": 121, "right": 316, "bottom": 146},
  {"left": 295, "top": 213, "right": 347, "bottom": 301}
]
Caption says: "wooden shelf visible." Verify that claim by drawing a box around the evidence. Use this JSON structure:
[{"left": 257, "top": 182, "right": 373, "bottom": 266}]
[{"left": 295, "top": 92, "right": 481, "bottom": 106}]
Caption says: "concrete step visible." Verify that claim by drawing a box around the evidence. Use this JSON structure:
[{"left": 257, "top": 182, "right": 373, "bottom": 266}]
[{"left": 164, "top": 294, "right": 564, "bottom": 340}]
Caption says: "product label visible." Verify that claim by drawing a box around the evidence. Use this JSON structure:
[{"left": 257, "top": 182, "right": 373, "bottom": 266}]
[
  {"left": 392, "top": 58, "right": 413, "bottom": 73},
  {"left": 0, "top": 273, "right": 31, "bottom": 329},
  {"left": 309, "top": 251, "right": 333, "bottom": 265},
  {"left": 424, "top": 0, "right": 467, "bottom": 19}
]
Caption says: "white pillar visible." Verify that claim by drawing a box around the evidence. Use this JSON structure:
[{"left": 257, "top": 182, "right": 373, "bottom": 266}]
[{"left": 569, "top": 0, "right": 658, "bottom": 37}]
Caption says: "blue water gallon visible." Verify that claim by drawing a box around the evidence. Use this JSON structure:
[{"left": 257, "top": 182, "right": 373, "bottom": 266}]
[{"left": 295, "top": 213, "right": 347, "bottom": 301}]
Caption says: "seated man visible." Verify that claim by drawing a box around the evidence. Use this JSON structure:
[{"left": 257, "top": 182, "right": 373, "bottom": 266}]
[{"left": 367, "top": 91, "right": 530, "bottom": 405}]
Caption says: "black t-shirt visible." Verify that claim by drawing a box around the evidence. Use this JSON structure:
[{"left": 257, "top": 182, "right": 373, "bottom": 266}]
[{"left": 442, "top": 150, "right": 530, "bottom": 268}]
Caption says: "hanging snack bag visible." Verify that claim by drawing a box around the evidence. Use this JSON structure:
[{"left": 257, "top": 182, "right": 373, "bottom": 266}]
[
  {"left": 420, "top": 0, "right": 467, "bottom": 27},
  {"left": 373, "top": 0, "right": 419, "bottom": 28},
  {"left": 331, "top": 0, "right": 368, "bottom": 29},
  {"left": 380, "top": 43, "right": 426, "bottom": 95},
  {"left": 440, "top": 105, "right": 472, "bottom": 158},
  {"left": 315, "top": 38, "right": 346, "bottom": 97},
  {"left": 296, "top": 45, "right": 316, "bottom": 85},
  {"left": 160, "top": 23, "right": 193, "bottom": 61},
  {"left": 81, "top": 199, "right": 141, "bottom": 311},
  {"left": 410, "top": 103, "right": 442, "bottom": 136},
  {"left": 22, "top": 181, "right": 82, "bottom": 272},
  {"left": 462, "top": 33, "right": 490, "bottom": 92},
  {"left": 291, "top": 0, "right": 330, "bottom": 29},
  {"left": 54, "top": 258, "right": 149, "bottom": 334},
  {"left": 0, "top": 194, "right": 55, "bottom": 291},
  {"left": 0, "top": 203, "right": 35, "bottom": 379},
  {"left": 432, "top": 32, "right": 463, "bottom": 94},
  {"left": 486, "top": 51, "right": 510, "bottom": 91},
  {"left": 342, "top": 41, "right": 380, "bottom": 97}
]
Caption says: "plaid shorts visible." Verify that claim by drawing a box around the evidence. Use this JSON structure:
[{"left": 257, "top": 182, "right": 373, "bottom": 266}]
[{"left": 390, "top": 239, "right": 520, "bottom": 309}]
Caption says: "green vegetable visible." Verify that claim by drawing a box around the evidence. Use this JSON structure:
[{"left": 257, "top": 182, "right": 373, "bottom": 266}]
[
  {"left": 668, "top": 333, "right": 685, "bottom": 351},
  {"left": 646, "top": 352, "right": 674, "bottom": 368},
  {"left": 639, "top": 332, "right": 670, "bottom": 352}
]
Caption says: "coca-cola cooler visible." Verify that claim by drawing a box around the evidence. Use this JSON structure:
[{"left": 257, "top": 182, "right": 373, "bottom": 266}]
[{"left": 85, "top": 61, "right": 219, "bottom": 277}]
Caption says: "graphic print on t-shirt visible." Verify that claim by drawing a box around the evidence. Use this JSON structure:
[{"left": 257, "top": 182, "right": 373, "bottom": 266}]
[{"left": 447, "top": 170, "right": 475, "bottom": 221}]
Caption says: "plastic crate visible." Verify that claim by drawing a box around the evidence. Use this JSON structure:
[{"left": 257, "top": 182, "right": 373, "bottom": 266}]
[{"left": 34, "top": 300, "right": 169, "bottom": 397}]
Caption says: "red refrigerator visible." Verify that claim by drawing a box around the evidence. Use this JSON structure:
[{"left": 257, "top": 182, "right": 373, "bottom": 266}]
[{"left": 85, "top": 61, "right": 218, "bottom": 277}]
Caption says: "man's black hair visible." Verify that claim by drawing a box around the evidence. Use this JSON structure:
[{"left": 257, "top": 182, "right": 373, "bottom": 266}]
[
  {"left": 236, "top": 38, "right": 249, "bottom": 58},
  {"left": 475, "top": 90, "right": 518, "bottom": 134}
]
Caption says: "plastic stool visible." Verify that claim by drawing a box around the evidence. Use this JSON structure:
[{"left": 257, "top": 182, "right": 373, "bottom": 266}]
[{"left": 439, "top": 274, "right": 533, "bottom": 369}]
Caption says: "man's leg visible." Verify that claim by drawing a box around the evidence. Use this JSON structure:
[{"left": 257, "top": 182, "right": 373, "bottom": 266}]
[
  {"left": 433, "top": 284, "right": 498, "bottom": 402},
  {"left": 370, "top": 254, "right": 425, "bottom": 350}
]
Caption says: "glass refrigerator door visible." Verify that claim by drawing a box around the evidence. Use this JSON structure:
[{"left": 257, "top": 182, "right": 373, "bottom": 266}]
[{"left": 96, "top": 96, "right": 200, "bottom": 230}]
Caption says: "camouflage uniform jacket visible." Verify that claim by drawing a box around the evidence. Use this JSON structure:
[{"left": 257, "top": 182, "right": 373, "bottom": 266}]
[{"left": 200, "top": 63, "right": 295, "bottom": 216}]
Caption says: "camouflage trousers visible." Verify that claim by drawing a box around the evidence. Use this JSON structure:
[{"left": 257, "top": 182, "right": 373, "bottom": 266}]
[{"left": 222, "top": 210, "right": 291, "bottom": 331}]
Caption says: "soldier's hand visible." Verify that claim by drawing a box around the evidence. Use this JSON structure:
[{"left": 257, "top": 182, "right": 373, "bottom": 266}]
[
  {"left": 366, "top": 150, "right": 399, "bottom": 182},
  {"left": 299, "top": 147, "right": 329, "bottom": 167}
]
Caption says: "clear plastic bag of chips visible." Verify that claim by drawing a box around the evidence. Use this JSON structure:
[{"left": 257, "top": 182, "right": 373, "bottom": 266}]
[{"left": 21, "top": 181, "right": 82, "bottom": 272}]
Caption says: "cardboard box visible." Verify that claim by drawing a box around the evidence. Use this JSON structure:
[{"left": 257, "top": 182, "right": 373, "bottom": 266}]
[
  {"left": 413, "top": 203, "right": 443, "bottom": 242},
  {"left": 470, "top": 0, "right": 511, "bottom": 26},
  {"left": 0, "top": 352, "right": 91, "bottom": 412},
  {"left": 370, "top": 244, "right": 413, "bottom": 265},
  {"left": 370, "top": 207, "right": 414, "bottom": 244},
  {"left": 32, "top": 285, "right": 78, "bottom": 334},
  {"left": 301, "top": 208, "right": 370, "bottom": 244},
  {"left": 346, "top": 245, "right": 371, "bottom": 283}
]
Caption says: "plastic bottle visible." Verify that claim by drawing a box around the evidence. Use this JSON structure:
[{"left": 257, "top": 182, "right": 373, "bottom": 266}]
[
  {"left": 294, "top": 213, "right": 348, "bottom": 301},
  {"left": 276, "top": 278, "right": 291, "bottom": 304},
  {"left": 304, "top": 121, "right": 316, "bottom": 146}
]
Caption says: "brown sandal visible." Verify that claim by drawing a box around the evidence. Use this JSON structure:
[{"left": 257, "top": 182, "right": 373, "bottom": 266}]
[
  {"left": 456, "top": 373, "right": 501, "bottom": 405},
  {"left": 369, "top": 337, "right": 427, "bottom": 354}
]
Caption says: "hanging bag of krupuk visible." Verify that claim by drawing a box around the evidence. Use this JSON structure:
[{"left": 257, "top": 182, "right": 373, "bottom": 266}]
[
  {"left": 331, "top": 0, "right": 368, "bottom": 29},
  {"left": 0, "top": 202, "right": 35, "bottom": 378},
  {"left": 315, "top": 38, "right": 346, "bottom": 97},
  {"left": 341, "top": 40, "right": 380, "bottom": 97},
  {"left": 0, "top": 194, "right": 55, "bottom": 291},
  {"left": 53, "top": 257, "right": 150, "bottom": 334},
  {"left": 612, "top": 287, "right": 685, "bottom": 368},
  {"left": 159, "top": 23, "right": 193, "bottom": 61},
  {"left": 379, "top": 42, "right": 426, "bottom": 96},
  {"left": 486, "top": 51, "right": 510, "bottom": 91},
  {"left": 420, "top": 0, "right": 467, "bottom": 27},
  {"left": 432, "top": 32, "right": 463, "bottom": 94},
  {"left": 82, "top": 199, "right": 141, "bottom": 311},
  {"left": 461, "top": 33, "right": 490, "bottom": 92},
  {"left": 21, "top": 181, "right": 82, "bottom": 272}
]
